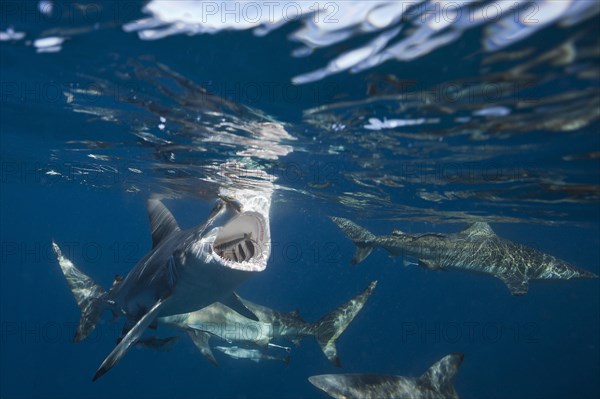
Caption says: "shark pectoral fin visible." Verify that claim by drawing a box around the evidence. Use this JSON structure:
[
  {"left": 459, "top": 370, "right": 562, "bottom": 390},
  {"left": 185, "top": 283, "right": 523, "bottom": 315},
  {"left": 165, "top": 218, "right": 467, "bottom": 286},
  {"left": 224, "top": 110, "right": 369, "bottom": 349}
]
[
  {"left": 147, "top": 199, "right": 180, "bottom": 248},
  {"left": 222, "top": 293, "right": 260, "bottom": 322},
  {"left": 352, "top": 245, "right": 373, "bottom": 265},
  {"left": 92, "top": 298, "right": 167, "bottom": 381},
  {"left": 187, "top": 330, "right": 218, "bottom": 367},
  {"left": 500, "top": 275, "right": 529, "bottom": 296}
]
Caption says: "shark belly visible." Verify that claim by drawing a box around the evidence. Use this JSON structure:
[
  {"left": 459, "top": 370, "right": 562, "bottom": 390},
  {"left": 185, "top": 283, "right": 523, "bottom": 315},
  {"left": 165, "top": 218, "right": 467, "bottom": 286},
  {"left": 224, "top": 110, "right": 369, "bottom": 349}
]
[
  {"left": 158, "top": 256, "right": 255, "bottom": 316},
  {"left": 164, "top": 302, "right": 274, "bottom": 346}
]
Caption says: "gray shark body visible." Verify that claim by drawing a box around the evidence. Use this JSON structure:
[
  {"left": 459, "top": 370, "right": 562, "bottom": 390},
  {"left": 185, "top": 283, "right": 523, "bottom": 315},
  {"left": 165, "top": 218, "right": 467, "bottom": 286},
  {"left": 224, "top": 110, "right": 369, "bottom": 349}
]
[
  {"left": 158, "top": 281, "right": 377, "bottom": 366},
  {"left": 309, "top": 353, "right": 464, "bottom": 399},
  {"left": 53, "top": 197, "right": 271, "bottom": 380},
  {"left": 214, "top": 345, "right": 290, "bottom": 365},
  {"left": 332, "top": 217, "right": 597, "bottom": 295},
  {"left": 134, "top": 336, "right": 179, "bottom": 352}
]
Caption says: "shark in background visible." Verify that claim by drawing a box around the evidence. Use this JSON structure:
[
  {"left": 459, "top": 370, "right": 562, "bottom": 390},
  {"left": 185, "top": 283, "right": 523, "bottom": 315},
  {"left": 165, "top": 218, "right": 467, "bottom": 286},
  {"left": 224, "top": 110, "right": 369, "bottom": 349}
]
[
  {"left": 214, "top": 345, "right": 290, "bottom": 366},
  {"left": 309, "top": 353, "right": 464, "bottom": 399},
  {"left": 331, "top": 217, "right": 597, "bottom": 295},
  {"left": 53, "top": 195, "right": 271, "bottom": 380},
  {"left": 158, "top": 281, "right": 378, "bottom": 366}
]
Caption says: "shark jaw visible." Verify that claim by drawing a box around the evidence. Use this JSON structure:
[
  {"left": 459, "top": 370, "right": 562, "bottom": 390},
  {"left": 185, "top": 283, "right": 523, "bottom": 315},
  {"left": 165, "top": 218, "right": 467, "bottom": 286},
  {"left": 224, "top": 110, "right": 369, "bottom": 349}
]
[{"left": 207, "top": 211, "right": 270, "bottom": 273}]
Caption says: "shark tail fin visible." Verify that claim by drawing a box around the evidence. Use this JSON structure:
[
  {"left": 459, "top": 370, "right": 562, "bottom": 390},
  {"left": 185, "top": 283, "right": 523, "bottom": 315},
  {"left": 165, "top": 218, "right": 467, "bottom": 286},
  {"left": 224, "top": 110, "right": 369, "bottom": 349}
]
[
  {"left": 312, "top": 281, "right": 378, "bottom": 367},
  {"left": 418, "top": 353, "right": 464, "bottom": 399},
  {"left": 52, "top": 241, "right": 107, "bottom": 342},
  {"left": 330, "top": 217, "right": 376, "bottom": 265}
]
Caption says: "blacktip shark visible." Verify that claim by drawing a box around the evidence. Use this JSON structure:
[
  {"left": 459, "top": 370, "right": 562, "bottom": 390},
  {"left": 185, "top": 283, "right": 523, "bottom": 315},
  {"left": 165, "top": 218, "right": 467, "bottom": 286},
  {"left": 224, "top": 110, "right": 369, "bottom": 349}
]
[
  {"left": 158, "top": 281, "right": 378, "bottom": 366},
  {"left": 214, "top": 345, "right": 290, "bottom": 366},
  {"left": 309, "top": 353, "right": 464, "bottom": 399},
  {"left": 53, "top": 195, "right": 271, "bottom": 380},
  {"left": 331, "top": 217, "right": 598, "bottom": 295}
]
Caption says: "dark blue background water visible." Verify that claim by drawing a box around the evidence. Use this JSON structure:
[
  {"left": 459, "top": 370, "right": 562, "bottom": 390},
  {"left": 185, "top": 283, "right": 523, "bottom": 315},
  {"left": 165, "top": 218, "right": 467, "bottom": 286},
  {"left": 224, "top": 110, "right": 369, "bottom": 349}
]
[{"left": 1, "top": 1, "right": 599, "bottom": 398}]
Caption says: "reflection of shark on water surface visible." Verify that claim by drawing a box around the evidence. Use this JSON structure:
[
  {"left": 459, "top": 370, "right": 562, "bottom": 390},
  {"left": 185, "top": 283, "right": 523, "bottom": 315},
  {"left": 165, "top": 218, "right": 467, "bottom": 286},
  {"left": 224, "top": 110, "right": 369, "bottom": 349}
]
[
  {"left": 53, "top": 195, "right": 271, "bottom": 380},
  {"left": 158, "top": 281, "right": 378, "bottom": 366},
  {"left": 332, "top": 217, "right": 597, "bottom": 295},
  {"left": 309, "top": 353, "right": 464, "bottom": 399}
]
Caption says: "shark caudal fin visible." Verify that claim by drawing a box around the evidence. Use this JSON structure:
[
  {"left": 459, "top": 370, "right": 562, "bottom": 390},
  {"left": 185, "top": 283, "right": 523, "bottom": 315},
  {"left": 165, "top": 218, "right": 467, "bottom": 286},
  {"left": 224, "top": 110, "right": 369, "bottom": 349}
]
[
  {"left": 330, "top": 217, "right": 376, "bottom": 265},
  {"left": 52, "top": 241, "right": 108, "bottom": 342},
  {"left": 312, "top": 281, "right": 378, "bottom": 366},
  {"left": 418, "top": 353, "right": 464, "bottom": 399}
]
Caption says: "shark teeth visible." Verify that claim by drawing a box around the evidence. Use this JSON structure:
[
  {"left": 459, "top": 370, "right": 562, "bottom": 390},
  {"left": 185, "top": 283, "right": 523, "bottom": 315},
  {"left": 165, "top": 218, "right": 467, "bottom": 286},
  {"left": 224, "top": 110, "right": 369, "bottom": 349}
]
[
  {"left": 215, "top": 239, "right": 259, "bottom": 263},
  {"left": 212, "top": 242, "right": 265, "bottom": 272}
]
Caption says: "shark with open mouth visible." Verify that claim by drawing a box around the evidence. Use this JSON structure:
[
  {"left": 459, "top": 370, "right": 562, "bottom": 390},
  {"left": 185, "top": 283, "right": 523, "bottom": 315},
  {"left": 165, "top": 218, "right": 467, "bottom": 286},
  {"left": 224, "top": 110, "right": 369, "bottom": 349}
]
[{"left": 53, "top": 195, "right": 271, "bottom": 380}]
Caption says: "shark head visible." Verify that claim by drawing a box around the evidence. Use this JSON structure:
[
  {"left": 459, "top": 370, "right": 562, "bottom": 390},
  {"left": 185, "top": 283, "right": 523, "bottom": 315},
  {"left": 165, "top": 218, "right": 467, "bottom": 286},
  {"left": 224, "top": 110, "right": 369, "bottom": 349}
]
[
  {"left": 202, "top": 190, "right": 272, "bottom": 273},
  {"left": 150, "top": 194, "right": 271, "bottom": 318},
  {"left": 209, "top": 211, "right": 270, "bottom": 272}
]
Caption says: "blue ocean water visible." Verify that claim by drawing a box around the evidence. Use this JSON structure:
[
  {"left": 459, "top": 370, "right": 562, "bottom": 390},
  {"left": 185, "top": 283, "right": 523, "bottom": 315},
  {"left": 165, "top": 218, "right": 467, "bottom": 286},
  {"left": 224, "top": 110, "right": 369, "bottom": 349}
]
[{"left": 1, "top": 1, "right": 599, "bottom": 398}]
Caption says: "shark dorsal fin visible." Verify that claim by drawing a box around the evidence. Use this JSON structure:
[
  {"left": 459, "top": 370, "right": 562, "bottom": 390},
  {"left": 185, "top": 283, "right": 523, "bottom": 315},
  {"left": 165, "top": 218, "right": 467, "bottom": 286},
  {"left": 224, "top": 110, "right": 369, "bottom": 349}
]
[
  {"left": 391, "top": 229, "right": 405, "bottom": 236},
  {"left": 459, "top": 222, "right": 495, "bottom": 238},
  {"left": 222, "top": 293, "right": 260, "bottom": 322},
  {"left": 147, "top": 199, "right": 180, "bottom": 248},
  {"left": 418, "top": 353, "right": 464, "bottom": 398}
]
